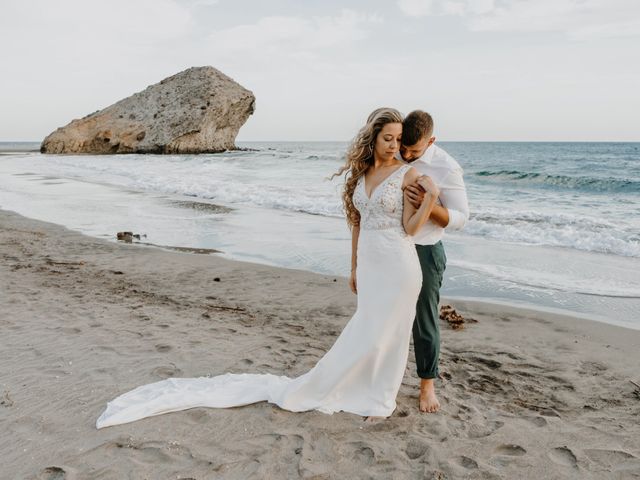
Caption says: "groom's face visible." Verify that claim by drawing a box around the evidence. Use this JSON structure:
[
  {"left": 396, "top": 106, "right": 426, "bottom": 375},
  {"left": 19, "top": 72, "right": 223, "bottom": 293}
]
[{"left": 400, "top": 136, "right": 435, "bottom": 162}]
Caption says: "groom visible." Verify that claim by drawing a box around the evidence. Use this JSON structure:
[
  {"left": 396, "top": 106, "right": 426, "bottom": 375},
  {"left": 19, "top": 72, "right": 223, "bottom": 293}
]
[{"left": 397, "top": 110, "right": 469, "bottom": 413}]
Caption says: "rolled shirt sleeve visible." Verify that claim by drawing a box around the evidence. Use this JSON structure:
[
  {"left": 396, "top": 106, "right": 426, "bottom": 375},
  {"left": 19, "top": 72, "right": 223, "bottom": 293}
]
[{"left": 440, "top": 167, "right": 469, "bottom": 231}]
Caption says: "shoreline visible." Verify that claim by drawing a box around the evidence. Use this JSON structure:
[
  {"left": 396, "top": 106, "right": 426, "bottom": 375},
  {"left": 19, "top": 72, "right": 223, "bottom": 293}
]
[
  {"left": 1, "top": 208, "right": 639, "bottom": 478},
  {"left": 2, "top": 205, "right": 635, "bottom": 332},
  {"left": 8, "top": 201, "right": 639, "bottom": 331}
]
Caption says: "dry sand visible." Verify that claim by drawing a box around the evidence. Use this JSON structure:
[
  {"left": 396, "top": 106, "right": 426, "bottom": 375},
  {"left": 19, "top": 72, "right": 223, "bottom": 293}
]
[{"left": 1, "top": 209, "right": 639, "bottom": 479}]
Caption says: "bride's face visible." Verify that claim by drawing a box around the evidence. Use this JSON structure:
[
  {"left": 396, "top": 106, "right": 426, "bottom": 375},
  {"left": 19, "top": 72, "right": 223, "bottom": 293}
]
[{"left": 374, "top": 122, "right": 402, "bottom": 161}]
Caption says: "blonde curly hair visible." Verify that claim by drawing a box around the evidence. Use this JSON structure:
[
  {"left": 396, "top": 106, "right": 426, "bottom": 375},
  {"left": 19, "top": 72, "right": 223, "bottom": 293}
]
[{"left": 332, "top": 107, "right": 404, "bottom": 229}]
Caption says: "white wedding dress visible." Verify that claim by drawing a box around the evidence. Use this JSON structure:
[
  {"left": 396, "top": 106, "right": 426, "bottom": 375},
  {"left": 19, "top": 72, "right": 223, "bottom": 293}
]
[{"left": 96, "top": 164, "right": 422, "bottom": 428}]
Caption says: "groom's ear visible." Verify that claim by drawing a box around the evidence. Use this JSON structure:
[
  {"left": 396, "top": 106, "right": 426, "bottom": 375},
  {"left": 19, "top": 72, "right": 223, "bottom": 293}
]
[{"left": 428, "top": 136, "right": 436, "bottom": 147}]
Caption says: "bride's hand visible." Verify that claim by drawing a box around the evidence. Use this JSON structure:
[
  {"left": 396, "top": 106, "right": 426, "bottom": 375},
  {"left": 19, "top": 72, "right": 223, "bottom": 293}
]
[{"left": 349, "top": 270, "right": 357, "bottom": 294}]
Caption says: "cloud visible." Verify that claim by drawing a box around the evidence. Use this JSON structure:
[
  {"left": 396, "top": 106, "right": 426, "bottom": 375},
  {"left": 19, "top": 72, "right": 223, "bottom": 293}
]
[
  {"left": 0, "top": 0, "right": 195, "bottom": 43},
  {"left": 397, "top": 0, "right": 437, "bottom": 16},
  {"left": 0, "top": 0, "right": 199, "bottom": 139},
  {"left": 181, "top": 0, "right": 219, "bottom": 7},
  {"left": 469, "top": 0, "right": 640, "bottom": 39},
  {"left": 397, "top": 0, "right": 640, "bottom": 39},
  {"left": 200, "top": 8, "right": 385, "bottom": 86},
  {"left": 397, "top": 0, "right": 494, "bottom": 17},
  {"left": 205, "top": 9, "right": 382, "bottom": 58}
]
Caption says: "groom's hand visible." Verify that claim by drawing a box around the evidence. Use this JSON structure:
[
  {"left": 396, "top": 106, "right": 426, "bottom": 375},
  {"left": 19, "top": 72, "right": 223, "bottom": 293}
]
[{"left": 405, "top": 182, "right": 425, "bottom": 209}]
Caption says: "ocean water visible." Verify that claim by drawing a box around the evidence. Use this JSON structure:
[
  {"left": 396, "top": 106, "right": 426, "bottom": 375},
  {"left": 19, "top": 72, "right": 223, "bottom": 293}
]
[{"left": 1, "top": 141, "right": 639, "bottom": 328}]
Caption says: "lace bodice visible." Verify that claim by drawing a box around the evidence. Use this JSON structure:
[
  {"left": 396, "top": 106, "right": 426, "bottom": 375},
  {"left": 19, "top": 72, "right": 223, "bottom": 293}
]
[{"left": 353, "top": 164, "right": 411, "bottom": 236}]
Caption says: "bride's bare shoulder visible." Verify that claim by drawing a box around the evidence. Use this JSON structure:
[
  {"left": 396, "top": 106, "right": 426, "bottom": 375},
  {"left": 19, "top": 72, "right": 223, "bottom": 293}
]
[{"left": 402, "top": 165, "right": 420, "bottom": 186}]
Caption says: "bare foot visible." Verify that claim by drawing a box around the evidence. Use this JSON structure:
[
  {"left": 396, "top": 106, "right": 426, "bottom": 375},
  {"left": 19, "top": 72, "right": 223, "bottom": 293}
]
[{"left": 419, "top": 378, "right": 440, "bottom": 413}]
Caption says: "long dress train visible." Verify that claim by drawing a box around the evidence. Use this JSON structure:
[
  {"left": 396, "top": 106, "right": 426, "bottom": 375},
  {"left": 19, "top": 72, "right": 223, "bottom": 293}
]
[{"left": 96, "top": 164, "right": 421, "bottom": 428}]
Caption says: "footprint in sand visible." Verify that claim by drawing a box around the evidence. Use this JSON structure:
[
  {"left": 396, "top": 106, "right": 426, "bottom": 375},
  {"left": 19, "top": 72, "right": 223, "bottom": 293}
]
[
  {"left": 155, "top": 344, "right": 172, "bottom": 353},
  {"left": 456, "top": 456, "right": 479, "bottom": 469},
  {"left": 151, "top": 364, "right": 182, "bottom": 378},
  {"left": 523, "top": 416, "right": 547, "bottom": 427},
  {"left": 350, "top": 442, "right": 375, "bottom": 465},
  {"left": 584, "top": 448, "right": 639, "bottom": 471},
  {"left": 186, "top": 408, "right": 211, "bottom": 424},
  {"left": 405, "top": 438, "right": 429, "bottom": 459},
  {"left": 366, "top": 420, "right": 397, "bottom": 433},
  {"left": 452, "top": 403, "right": 482, "bottom": 422},
  {"left": 489, "top": 444, "right": 527, "bottom": 467},
  {"left": 548, "top": 446, "right": 578, "bottom": 468},
  {"left": 467, "top": 373, "right": 506, "bottom": 395},
  {"left": 99, "top": 438, "right": 200, "bottom": 471},
  {"left": 467, "top": 420, "right": 504, "bottom": 438},
  {"left": 227, "top": 433, "right": 305, "bottom": 477},
  {"left": 495, "top": 444, "right": 527, "bottom": 456},
  {"left": 36, "top": 466, "right": 67, "bottom": 480}
]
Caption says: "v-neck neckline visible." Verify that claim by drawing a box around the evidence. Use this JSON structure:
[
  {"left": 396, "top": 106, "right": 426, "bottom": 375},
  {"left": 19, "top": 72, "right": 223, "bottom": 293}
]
[{"left": 363, "top": 164, "right": 405, "bottom": 200}]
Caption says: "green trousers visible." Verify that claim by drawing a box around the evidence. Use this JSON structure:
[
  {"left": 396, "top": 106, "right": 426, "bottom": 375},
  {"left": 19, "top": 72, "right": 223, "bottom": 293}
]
[{"left": 413, "top": 241, "right": 447, "bottom": 379}]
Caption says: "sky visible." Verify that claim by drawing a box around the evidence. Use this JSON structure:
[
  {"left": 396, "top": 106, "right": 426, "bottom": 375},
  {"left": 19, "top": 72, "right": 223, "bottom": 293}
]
[{"left": 1, "top": 0, "right": 639, "bottom": 142}]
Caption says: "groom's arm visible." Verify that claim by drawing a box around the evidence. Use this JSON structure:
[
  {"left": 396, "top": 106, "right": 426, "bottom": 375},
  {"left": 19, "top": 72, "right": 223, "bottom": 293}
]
[
  {"left": 429, "top": 204, "right": 450, "bottom": 228},
  {"left": 439, "top": 167, "right": 469, "bottom": 231}
]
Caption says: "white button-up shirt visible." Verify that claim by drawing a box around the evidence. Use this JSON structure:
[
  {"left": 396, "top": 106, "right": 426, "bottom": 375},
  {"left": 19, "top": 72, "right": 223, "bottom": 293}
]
[{"left": 397, "top": 144, "right": 469, "bottom": 245}]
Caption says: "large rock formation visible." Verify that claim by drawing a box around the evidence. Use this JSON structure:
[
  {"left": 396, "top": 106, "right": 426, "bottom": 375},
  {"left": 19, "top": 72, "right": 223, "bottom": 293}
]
[{"left": 41, "top": 66, "right": 255, "bottom": 154}]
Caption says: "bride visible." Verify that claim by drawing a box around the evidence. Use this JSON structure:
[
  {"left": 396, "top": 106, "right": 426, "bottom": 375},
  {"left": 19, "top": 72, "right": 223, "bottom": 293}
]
[{"left": 96, "top": 107, "right": 439, "bottom": 428}]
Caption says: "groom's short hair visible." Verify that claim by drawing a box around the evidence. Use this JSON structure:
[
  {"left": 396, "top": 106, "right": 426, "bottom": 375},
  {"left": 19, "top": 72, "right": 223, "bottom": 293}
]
[{"left": 402, "top": 110, "right": 434, "bottom": 146}]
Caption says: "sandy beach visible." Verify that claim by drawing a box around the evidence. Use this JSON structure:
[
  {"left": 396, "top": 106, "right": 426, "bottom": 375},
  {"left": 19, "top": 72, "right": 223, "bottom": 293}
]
[{"left": 1, "top": 208, "right": 639, "bottom": 479}]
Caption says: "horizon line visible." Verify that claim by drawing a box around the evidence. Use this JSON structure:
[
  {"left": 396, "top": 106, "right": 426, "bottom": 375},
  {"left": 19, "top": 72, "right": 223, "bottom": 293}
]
[{"left": 2, "top": 139, "right": 640, "bottom": 144}]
